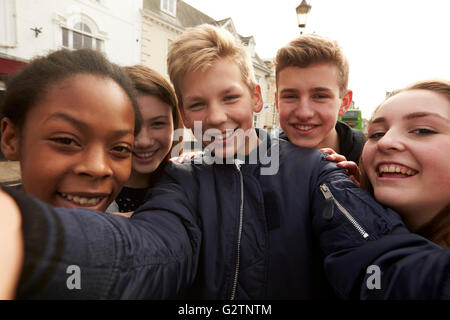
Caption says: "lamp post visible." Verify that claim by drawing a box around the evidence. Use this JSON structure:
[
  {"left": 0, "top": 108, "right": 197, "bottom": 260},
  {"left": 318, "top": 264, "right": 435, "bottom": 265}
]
[{"left": 296, "top": 0, "right": 312, "bottom": 34}]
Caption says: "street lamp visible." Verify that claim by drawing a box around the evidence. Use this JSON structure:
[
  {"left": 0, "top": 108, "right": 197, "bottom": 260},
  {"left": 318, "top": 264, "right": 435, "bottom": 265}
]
[{"left": 296, "top": 0, "right": 312, "bottom": 34}]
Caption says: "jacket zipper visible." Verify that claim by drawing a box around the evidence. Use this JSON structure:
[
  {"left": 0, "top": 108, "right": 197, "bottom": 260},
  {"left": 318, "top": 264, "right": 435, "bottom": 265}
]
[
  {"left": 319, "top": 184, "right": 369, "bottom": 239},
  {"left": 230, "top": 161, "right": 244, "bottom": 300}
]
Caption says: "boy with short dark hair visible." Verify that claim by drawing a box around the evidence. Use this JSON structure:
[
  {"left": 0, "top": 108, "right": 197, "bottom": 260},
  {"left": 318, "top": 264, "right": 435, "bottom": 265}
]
[
  {"left": 275, "top": 33, "right": 365, "bottom": 162},
  {"left": 1, "top": 24, "right": 449, "bottom": 300}
]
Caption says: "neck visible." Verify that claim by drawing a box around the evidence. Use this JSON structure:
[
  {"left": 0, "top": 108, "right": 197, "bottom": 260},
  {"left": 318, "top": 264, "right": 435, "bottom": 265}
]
[
  {"left": 125, "top": 170, "right": 151, "bottom": 188},
  {"left": 396, "top": 204, "right": 445, "bottom": 232},
  {"left": 317, "top": 129, "right": 340, "bottom": 153}
]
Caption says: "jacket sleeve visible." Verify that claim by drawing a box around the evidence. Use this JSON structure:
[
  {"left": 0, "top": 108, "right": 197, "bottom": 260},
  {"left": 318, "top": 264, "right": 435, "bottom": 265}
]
[
  {"left": 311, "top": 159, "right": 450, "bottom": 299},
  {"left": 2, "top": 179, "right": 201, "bottom": 299}
]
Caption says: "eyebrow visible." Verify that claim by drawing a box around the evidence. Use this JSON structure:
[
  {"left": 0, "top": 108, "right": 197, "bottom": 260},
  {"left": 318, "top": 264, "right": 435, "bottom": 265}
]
[
  {"left": 371, "top": 112, "right": 449, "bottom": 124},
  {"left": 279, "top": 87, "right": 333, "bottom": 94},
  {"left": 44, "top": 112, "right": 134, "bottom": 137},
  {"left": 147, "top": 115, "right": 170, "bottom": 122},
  {"left": 404, "top": 112, "right": 449, "bottom": 122}
]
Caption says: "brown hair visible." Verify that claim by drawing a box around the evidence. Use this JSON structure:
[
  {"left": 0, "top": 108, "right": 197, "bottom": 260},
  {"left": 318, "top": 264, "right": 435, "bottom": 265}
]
[
  {"left": 167, "top": 24, "right": 256, "bottom": 109},
  {"left": 124, "top": 65, "right": 184, "bottom": 186},
  {"left": 275, "top": 33, "right": 349, "bottom": 97}
]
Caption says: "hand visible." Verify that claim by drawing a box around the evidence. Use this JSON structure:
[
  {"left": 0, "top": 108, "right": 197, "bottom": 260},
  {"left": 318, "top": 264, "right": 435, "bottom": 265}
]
[
  {"left": 111, "top": 211, "right": 133, "bottom": 218},
  {"left": 0, "top": 188, "right": 24, "bottom": 299},
  {"left": 170, "top": 151, "right": 203, "bottom": 164},
  {"left": 320, "top": 148, "right": 361, "bottom": 187}
]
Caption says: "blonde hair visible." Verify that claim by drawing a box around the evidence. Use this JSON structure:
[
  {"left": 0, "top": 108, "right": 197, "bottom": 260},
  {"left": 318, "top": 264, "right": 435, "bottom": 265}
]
[
  {"left": 275, "top": 33, "right": 349, "bottom": 97},
  {"left": 167, "top": 24, "right": 256, "bottom": 108}
]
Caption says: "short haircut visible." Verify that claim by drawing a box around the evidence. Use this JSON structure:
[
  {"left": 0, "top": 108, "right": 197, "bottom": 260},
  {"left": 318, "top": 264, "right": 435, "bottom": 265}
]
[
  {"left": 1, "top": 48, "right": 141, "bottom": 135},
  {"left": 167, "top": 24, "right": 256, "bottom": 109},
  {"left": 275, "top": 33, "right": 349, "bottom": 97}
]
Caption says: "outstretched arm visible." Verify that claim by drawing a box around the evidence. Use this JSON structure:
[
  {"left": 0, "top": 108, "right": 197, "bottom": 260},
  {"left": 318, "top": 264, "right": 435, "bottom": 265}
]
[
  {"left": 0, "top": 188, "right": 23, "bottom": 299},
  {"left": 1, "top": 179, "right": 201, "bottom": 299}
]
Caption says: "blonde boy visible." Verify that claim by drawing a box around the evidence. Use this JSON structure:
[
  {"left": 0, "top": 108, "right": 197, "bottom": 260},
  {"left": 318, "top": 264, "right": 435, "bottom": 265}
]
[
  {"left": 275, "top": 34, "right": 365, "bottom": 162},
  {"left": 168, "top": 24, "right": 263, "bottom": 160}
]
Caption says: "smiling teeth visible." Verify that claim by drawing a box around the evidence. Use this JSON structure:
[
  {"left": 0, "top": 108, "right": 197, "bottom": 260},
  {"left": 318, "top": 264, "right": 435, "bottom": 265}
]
[
  {"left": 294, "top": 125, "right": 314, "bottom": 131},
  {"left": 378, "top": 164, "right": 415, "bottom": 176},
  {"left": 60, "top": 193, "right": 103, "bottom": 206},
  {"left": 135, "top": 152, "right": 155, "bottom": 158}
]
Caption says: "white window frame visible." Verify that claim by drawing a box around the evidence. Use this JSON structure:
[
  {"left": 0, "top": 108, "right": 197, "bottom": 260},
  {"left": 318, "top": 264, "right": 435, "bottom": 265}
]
[
  {"left": 160, "top": 0, "right": 177, "bottom": 16},
  {"left": 0, "top": 0, "right": 17, "bottom": 47},
  {"left": 61, "top": 15, "right": 104, "bottom": 51}
]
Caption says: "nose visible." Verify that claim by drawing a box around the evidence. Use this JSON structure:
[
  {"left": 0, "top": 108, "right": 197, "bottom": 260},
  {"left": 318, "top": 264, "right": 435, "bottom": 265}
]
[
  {"left": 73, "top": 146, "right": 113, "bottom": 179},
  {"left": 134, "top": 126, "right": 156, "bottom": 149},
  {"left": 205, "top": 101, "right": 227, "bottom": 127},
  {"left": 293, "top": 97, "right": 314, "bottom": 120},
  {"left": 377, "top": 129, "right": 405, "bottom": 152}
]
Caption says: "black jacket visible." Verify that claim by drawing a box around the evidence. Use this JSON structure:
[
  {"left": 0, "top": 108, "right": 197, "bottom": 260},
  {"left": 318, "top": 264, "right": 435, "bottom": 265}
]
[{"left": 6, "top": 130, "right": 450, "bottom": 299}]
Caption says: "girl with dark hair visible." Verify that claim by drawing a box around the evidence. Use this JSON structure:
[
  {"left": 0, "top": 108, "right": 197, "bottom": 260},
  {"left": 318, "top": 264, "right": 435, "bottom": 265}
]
[{"left": 0, "top": 48, "right": 141, "bottom": 212}]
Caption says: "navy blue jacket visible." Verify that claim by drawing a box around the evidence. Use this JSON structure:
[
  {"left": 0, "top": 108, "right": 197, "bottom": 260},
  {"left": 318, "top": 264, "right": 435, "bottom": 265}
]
[{"left": 6, "top": 130, "right": 450, "bottom": 299}]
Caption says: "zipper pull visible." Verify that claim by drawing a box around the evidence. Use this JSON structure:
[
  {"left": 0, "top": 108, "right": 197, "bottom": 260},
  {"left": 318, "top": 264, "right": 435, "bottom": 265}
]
[
  {"left": 234, "top": 158, "right": 244, "bottom": 171},
  {"left": 320, "top": 184, "right": 334, "bottom": 220}
]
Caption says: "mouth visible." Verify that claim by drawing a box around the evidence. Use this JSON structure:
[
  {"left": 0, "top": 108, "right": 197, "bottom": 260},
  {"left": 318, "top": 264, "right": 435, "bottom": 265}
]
[
  {"left": 291, "top": 124, "right": 318, "bottom": 133},
  {"left": 133, "top": 150, "right": 157, "bottom": 162},
  {"left": 376, "top": 162, "right": 418, "bottom": 178},
  {"left": 206, "top": 128, "right": 237, "bottom": 145},
  {"left": 57, "top": 192, "right": 109, "bottom": 207}
]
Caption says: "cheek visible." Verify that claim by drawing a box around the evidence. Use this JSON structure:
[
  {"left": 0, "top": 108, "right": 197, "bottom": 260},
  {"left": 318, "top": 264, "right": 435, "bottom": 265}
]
[
  {"left": 20, "top": 150, "right": 65, "bottom": 199},
  {"left": 361, "top": 144, "right": 376, "bottom": 174},
  {"left": 112, "top": 158, "right": 132, "bottom": 185}
]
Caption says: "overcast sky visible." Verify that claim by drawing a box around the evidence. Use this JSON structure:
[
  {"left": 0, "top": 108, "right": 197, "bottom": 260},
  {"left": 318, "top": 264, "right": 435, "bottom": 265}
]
[{"left": 183, "top": 0, "right": 450, "bottom": 119}]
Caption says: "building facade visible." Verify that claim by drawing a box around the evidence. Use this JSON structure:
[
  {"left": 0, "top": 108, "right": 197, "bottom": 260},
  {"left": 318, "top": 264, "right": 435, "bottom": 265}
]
[{"left": 0, "top": 0, "right": 142, "bottom": 74}]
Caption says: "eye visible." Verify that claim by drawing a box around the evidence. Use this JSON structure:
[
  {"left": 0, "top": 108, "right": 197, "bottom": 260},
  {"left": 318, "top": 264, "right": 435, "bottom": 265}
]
[
  {"left": 111, "top": 145, "right": 132, "bottom": 158},
  {"left": 411, "top": 128, "right": 437, "bottom": 136},
  {"left": 152, "top": 121, "right": 167, "bottom": 128},
  {"left": 280, "top": 94, "right": 297, "bottom": 100},
  {"left": 50, "top": 137, "right": 80, "bottom": 147},
  {"left": 224, "top": 95, "right": 239, "bottom": 102},
  {"left": 368, "top": 132, "right": 385, "bottom": 140},
  {"left": 312, "top": 94, "right": 329, "bottom": 99},
  {"left": 187, "top": 102, "right": 204, "bottom": 110}
]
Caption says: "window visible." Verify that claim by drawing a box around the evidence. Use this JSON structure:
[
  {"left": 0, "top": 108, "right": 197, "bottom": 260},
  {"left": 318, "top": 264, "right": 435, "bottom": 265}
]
[
  {"left": 161, "top": 0, "right": 177, "bottom": 16},
  {"left": 62, "top": 19, "right": 103, "bottom": 51},
  {"left": 0, "top": 0, "right": 17, "bottom": 47}
]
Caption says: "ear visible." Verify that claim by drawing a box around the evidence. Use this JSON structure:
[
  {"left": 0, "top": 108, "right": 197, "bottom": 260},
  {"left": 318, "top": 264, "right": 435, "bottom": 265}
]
[
  {"left": 338, "top": 90, "right": 353, "bottom": 116},
  {"left": 275, "top": 92, "right": 279, "bottom": 112},
  {"left": 252, "top": 85, "right": 263, "bottom": 113},
  {"left": 1, "top": 118, "right": 20, "bottom": 161}
]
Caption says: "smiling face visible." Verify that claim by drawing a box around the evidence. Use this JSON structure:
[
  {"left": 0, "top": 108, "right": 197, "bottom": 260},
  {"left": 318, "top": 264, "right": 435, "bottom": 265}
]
[
  {"left": 362, "top": 89, "right": 450, "bottom": 230},
  {"left": 7, "top": 74, "right": 135, "bottom": 211},
  {"left": 276, "top": 63, "right": 352, "bottom": 151},
  {"left": 128, "top": 94, "right": 174, "bottom": 187},
  {"left": 180, "top": 59, "right": 262, "bottom": 158}
]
